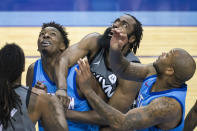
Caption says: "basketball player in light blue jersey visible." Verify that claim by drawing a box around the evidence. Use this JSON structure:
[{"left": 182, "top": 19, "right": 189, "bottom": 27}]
[
  {"left": 75, "top": 27, "right": 196, "bottom": 131},
  {"left": 26, "top": 22, "right": 70, "bottom": 131},
  {"left": 26, "top": 22, "right": 103, "bottom": 131}
]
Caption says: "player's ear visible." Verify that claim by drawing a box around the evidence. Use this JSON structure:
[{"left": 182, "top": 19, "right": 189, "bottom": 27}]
[
  {"left": 128, "top": 35, "right": 135, "bottom": 43},
  {"left": 59, "top": 42, "right": 66, "bottom": 51}
]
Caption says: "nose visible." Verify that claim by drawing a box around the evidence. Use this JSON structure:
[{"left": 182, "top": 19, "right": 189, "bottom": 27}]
[
  {"left": 112, "top": 22, "right": 120, "bottom": 28},
  {"left": 43, "top": 33, "right": 50, "bottom": 39}
]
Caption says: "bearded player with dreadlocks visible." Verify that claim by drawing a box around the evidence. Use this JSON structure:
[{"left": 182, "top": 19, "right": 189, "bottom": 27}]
[{"left": 55, "top": 14, "right": 143, "bottom": 130}]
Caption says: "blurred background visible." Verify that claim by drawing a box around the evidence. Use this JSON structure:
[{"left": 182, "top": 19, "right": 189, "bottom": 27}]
[{"left": 0, "top": 0, "right": 197, "bottom": 130}]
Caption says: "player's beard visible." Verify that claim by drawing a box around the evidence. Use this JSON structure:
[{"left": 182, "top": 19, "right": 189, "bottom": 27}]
[{"left": 99, "top": 27, "right": 112, "bottom": 53}]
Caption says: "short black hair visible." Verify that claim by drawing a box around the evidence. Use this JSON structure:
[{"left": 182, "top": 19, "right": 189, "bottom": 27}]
[
  {"left": 0, "top": 43, "right": 24, "bottom": 129},
  {"left": 42, "top": 22, "right": 69, "bottom": 48},
  {"left": 126, "top": 14, "right": 143, "bottom": 54}
]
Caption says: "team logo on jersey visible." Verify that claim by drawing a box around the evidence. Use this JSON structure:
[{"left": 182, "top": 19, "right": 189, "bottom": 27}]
[
  {"left": 108, "top": 74, "right": 117, "bottom": 84},
  {"left": 92, "top": 60, "right": 101, "bottom": 65}
]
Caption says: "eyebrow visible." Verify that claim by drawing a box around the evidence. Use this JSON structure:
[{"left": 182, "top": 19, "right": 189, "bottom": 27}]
[{"left": 114, "top": 18, "right": 120, "bottom": 22}]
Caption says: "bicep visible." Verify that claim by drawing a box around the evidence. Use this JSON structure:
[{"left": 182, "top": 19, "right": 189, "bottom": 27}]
[
  {"left": 121, "top": 97, "right": 182, "bottom": 130},
  {"left": 26, "top": 63, "right": 35, "bottom": 88},
  {"left": 60, "top": 33, "right": 100, "bottom": 67}
]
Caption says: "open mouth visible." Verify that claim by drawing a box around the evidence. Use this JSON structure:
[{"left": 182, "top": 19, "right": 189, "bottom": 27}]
[
  {"left": 41, "top": 41, "right": 51, "bottom": 47},
  {"left": 104, "top": 27, "right": 113, "bottom": 38},
  {"left": 108, "top": 31, "right": 113, "bottom": 37}
]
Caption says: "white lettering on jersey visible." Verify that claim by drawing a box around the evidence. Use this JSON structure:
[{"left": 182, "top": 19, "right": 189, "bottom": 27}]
[
  {"left": 102, "top": 79, "right": 114, "bottom": 97},
  {"left": 93, "top": 73, "right": 115, "bottom": 98},
  {"left": 68, "top": 97, "right": 75, "bottom": 110}
]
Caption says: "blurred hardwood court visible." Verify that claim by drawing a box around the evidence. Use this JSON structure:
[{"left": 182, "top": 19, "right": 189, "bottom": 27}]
[{"left": 0, "top": 26, "right": 197, "bottom": 130}]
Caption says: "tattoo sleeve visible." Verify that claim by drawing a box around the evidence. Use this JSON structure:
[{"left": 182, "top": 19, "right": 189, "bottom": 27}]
[{"left": 83, "top": 88, "right": 181, "bottom": 130}]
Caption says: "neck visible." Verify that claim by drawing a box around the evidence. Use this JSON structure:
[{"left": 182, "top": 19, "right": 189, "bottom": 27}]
[
  {"left": 12, "top": 75, "right": 22, "bottom": 88},
  {"left": 151, "top": 76, "right": 182, "bottom": 92},
  {"left": 41, "top": 52, "right": 61, "bottom": 82}
]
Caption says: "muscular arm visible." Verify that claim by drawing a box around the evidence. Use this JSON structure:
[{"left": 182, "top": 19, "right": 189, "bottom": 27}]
[
  {"left": 184, "top": 100, "right": 197, "bottom": 131},
  {"left": 68, "top": 58, "right": 140, "bottom": 126},
  {"left": 108, "top": 79, "right": 141, "bottom": 113},
  {"left": 55, "top": 33, "right": 101, "bottom": 90},
  {"left": 26, "top": 63, "right": 35, "bottom": 87},
  {"left": 80, "top": 85, "right": 182, "bottom": 130},
  {"left": 28, "top": 88, "right": 68, "bottom": 131},
  {"left": 66, "top": 110, "right": 106, "bottom": 125},
  {"left": 99, "top": 79, "right": 141, "bottom": 131}
]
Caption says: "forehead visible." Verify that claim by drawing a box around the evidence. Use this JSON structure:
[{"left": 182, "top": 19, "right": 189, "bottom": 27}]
[
  {"left": 41, "top": 26, "right": 60, "bottom": 33},
  {"left": 118, "top": 15, "right": 136, "bottom": 25}
]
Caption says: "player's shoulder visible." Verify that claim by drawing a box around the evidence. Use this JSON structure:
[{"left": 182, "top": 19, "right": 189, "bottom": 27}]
[
  {"left": 27, "top": 61, "right": 38, "bottom": 73},
  {"left": 151, "top": 96, "right": 182, "bottom": 112},
  {"left": 87, "top": 32, "right": 101, "bottom": 37},
  {"left": 82, "top": 32, "right": 101, "bottom": 42},
  {"left": 78, "top": 32, "right": 102, "bottom": 52}
]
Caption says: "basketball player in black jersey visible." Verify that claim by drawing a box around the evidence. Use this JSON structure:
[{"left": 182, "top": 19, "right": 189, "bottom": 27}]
[{"left": 55, "top": 14, "right": 143, "bottom": 130}]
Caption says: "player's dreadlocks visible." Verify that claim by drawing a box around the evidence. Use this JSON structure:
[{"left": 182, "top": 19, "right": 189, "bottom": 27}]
[
  {"left": 0, "top": 43, "right": 25, "bottom": 129},
  {"left": 126, "top": 14, "right": 143, "bottom": 54}
]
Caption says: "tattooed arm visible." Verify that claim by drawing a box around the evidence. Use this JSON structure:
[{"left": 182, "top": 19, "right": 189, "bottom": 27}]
[
  {"left": 69, "top": 57, "right": 140, "bottom": 127},
  {"left": 28, "top": 88, "right": 68, "bottom": 131},
  {"left": 66, "top": 58, "right": 108, "bottom": 125},
  {"left": 76, "top": 62, "right": 182, "bottom": 130},
  {"left": 109, "top": 28, "right": 155, "bottom": 82},
  {"left": 184, "top": 100, "right": 197, "bottom": 131},
  {"left": 77, "top": 86, "right": 182, "bottom": 130}
]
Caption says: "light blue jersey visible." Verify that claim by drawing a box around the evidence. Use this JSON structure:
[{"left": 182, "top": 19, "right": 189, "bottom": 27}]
[
  {"left": 32, "top": 59, "right": 99, "bottom": 131},
  {"left": 136, "top": 75, "right": 187, "bottom": 131}
]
